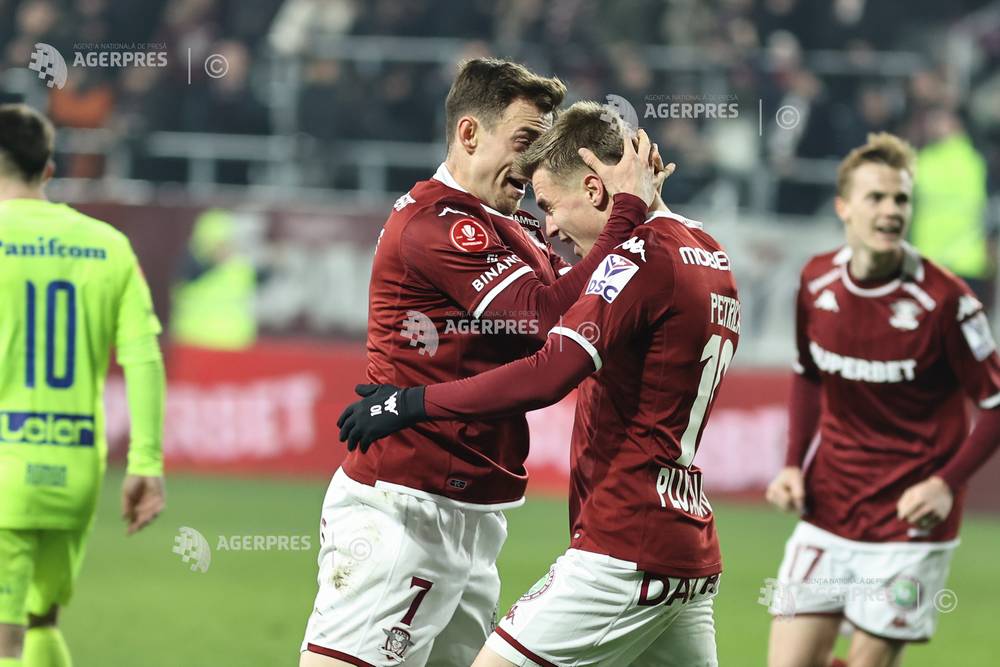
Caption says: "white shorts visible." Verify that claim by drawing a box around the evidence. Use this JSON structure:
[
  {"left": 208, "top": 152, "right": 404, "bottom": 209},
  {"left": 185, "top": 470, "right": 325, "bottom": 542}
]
[
  {"left": 486, "top": 548, "right": 720, "bottom": 667},
  {"left": 301, "top": 468, "right": 507, "bottom": 666},
  {"left": 768, "top": 521, "right": 958, "bottom": 641}
]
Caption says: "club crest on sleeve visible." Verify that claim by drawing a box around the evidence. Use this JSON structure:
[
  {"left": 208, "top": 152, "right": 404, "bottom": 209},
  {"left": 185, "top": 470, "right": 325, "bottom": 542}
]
[
  {"left": 449, "top": 218, "right": 490, "bottom": 252},
  {"left": 585, "top": 253, "right": 639, "bottom": 303}
]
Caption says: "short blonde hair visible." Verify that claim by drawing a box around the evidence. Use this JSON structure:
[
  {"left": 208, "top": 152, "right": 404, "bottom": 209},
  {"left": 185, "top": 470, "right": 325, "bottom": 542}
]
[
  {"left": 836, "top": 132, "right": 916, "bottom": 197},
  {"left": 515, "top": 101, "right": 624, "bottom": 182}
]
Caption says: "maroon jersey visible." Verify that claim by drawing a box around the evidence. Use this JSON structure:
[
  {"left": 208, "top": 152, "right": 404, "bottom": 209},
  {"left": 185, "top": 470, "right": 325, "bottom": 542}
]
[
  {"left": 555, "top": 212, "right": 740, "bottom": 577},
  {"left": 343, "top": 165, "right": 572, "bottom": 507},
  {"left": 796, "top": 244, "right": 1000, "bottom": 542}
]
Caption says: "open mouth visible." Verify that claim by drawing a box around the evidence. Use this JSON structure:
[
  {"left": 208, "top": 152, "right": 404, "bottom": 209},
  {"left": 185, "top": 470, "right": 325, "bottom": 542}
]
[{"left": 505, "top": 176, "right": 526, "bottom": 195}]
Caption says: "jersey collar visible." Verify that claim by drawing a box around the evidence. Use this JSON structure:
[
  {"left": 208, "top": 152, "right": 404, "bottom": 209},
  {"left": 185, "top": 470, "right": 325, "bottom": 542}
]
[
  {"left": 645, "top": 210, "right": 703, "bottom": 229},
  {"left": 432, "top": 162, "right": 515, "bottom": 220},
  {"left": 834, "top": 242, "right": 925, "bottom": 298}
]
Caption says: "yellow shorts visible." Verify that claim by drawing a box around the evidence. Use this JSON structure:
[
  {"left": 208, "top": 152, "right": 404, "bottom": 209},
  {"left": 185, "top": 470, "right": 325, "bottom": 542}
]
[{"left": 0, "top": 525, "right": 91, "bottom": 625}]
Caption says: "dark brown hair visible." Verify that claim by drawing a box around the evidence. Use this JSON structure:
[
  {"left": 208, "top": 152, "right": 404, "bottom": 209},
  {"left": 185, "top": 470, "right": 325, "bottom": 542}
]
[
  {"left": 445, "top": 58, "right": 566, "bottom": 149},
  {"left": 0, "top": 104, "right": 55, "bottom": 182}
]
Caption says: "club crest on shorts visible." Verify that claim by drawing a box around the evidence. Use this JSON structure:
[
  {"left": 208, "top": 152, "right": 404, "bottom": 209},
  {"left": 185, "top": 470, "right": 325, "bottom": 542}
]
[
  {"left": 886, "top": 575, "right": 922, "bottom": 611},
  {"left": 380, "top": 626, "right": 414, "bottom": 661},
  {"left": 519, "top": 565, "right": 556, "bottom": 602},
  {"left": 888, "top": 299, "right": 922, "bottom": 331}
]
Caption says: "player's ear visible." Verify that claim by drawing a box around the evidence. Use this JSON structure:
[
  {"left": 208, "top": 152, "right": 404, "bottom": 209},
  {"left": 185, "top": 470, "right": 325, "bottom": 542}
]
[
  {"left": 583, "top": 173, "right": 607, "bottom": 209},
  {"left": 41, "top": 160, "right": 55, "bottom": 184},
  {"left": 833, "top": 195, "right": 849, "bottom": 225},
  {"left": 456, "top": 116, "right": 478, "bottom": 154}
]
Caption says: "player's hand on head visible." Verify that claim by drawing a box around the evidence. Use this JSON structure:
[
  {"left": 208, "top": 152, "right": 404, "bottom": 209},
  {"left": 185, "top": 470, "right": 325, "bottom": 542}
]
[
  {"left": 650, "top": 142, "right": 676, "bottom": 200},
  {"left": 897, "top": 476, "right": 953, "bottom": 528},
  {"left": 765, "top": 466, "right": 805, "bottom": 513},
  {"left": 121, "top": 474, "right": 166, "bottom": 535},
  {"left": 578, "top": 127, "right": 658, "bottom": 206},
  {"left": 337, "top": 384, "right": 428, "bottom": 453}
]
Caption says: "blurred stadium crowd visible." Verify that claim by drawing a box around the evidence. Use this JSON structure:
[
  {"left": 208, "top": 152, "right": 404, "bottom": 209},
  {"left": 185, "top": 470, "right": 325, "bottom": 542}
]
[{"left": 0, "top": 0, "right": 998, "bottom": 215}]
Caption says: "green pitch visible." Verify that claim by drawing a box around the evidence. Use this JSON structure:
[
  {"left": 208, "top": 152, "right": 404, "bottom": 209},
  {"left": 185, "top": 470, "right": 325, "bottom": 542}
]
[{"left": 63, "top": 470, "right": 1000, "bottom": 665}]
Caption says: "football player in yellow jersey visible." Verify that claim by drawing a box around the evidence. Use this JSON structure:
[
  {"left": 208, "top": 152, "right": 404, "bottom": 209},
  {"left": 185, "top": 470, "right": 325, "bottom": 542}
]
[{"left": 0, "top": 104, "right": 166, "bottom": 667}]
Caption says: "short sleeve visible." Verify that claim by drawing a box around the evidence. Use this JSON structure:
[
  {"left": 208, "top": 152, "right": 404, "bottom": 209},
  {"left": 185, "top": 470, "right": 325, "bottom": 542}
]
[
  {"left": 115, "top": 246, "right": 162, "bottom": 348},
  {"left": 401, "top": 204, "right": 535, "bottom": 319},
  {"left": 550, "top": 247, "right": 663, "bottom": 371},
  {"left": 943, "top": 290, "right": 1000, "bottom": 409}
]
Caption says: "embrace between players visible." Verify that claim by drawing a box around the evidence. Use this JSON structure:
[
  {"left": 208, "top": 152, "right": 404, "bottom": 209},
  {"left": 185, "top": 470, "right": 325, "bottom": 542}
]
[{"left": 303, "top": 58, "right": 1000, "bottom": 667}]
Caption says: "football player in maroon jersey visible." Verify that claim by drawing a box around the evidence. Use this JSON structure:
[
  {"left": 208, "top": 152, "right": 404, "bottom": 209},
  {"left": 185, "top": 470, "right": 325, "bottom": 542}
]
[
  {"left": 765, "top": 133, "right": 1000, "bottom": 667},
  {"left": 339, "top": 102, "right": 738, "bottom": 667},
  {"left": 301, "top": 60, "right": 668, "bottom": 667}
]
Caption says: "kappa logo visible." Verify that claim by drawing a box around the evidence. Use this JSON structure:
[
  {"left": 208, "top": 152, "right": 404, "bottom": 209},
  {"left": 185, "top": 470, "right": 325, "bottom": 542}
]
[
  {"left": 381, "top": 626, "right": 414, "bottom": 661},
  {"left": 393, "top": 192, "right": 415, "bottom": 211},
  {"left": 889, "top": 299, "right": 922, "bottom": 331},
  {"left": 449, "top": 218, "right": 490, "bottom": 252},
  {"left": 370, "top": 392, "right": 399, "bottom": 418},
  {"left": 618, "top": 236, "right": 647, "bottom": 262},
  {"left": 585, "top": 253, "right": 639, "bottom": 303},
  {"left": 814, "top": 289, "right": 839, "bottom": 313}
]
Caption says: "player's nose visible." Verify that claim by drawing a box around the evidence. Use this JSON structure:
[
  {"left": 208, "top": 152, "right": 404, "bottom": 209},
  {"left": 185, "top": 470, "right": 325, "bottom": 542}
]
[{"left": 545, "top": 215, "right": 559, "bottom": 238}]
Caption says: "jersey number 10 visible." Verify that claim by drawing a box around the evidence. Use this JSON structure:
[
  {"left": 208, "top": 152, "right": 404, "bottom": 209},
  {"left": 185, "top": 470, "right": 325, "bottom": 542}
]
[
  {"left": 25, "top": 280, "right": 76, "bottom": 389},
  {"left": 677, "top": 333, "right": 735, "bottom": 467}
]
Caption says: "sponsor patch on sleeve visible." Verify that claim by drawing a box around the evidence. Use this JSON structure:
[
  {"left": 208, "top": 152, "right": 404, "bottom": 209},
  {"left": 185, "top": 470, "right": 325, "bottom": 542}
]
[
  {"left": 448, "top": 218, "right": 490, "bottom": 252},
  {"left": 961, "top": 312, "right": 997, "bottom": 361},
  {"left": 585, "top": 253, "right": 639, "bottom": 304}
]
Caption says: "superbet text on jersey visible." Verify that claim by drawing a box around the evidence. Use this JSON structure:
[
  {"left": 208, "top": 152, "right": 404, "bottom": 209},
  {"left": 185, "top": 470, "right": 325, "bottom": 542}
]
[
  {"left": 343, "top": 165, "right": 571, "bottom": 508},
  {"left": 555, "top": 212, "right": 740, "bottom": 578},
  {"left": 795, "top": 244, "right": 1000, "bottom": 542}
]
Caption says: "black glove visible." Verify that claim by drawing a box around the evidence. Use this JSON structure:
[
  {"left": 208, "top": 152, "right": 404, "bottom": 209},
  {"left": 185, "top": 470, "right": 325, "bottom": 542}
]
[{"left": 337, "top": 383, "right": 427, "bottom": 453}]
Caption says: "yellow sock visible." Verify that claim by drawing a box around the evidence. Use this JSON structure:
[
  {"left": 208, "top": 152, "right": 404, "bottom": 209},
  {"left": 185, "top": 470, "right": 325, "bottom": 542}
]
[{"left": 22, "top": 628, "right": 70, "bottom": 667}]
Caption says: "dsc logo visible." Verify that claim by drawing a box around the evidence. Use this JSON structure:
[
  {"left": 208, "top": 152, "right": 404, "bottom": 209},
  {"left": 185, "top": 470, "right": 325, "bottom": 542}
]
[{"left": 585, "top": 254, "right": 639, "bottom": 304}]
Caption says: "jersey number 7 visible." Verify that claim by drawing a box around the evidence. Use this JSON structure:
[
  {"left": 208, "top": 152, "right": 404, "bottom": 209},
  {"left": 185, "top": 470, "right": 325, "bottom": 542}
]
[{"left": 25, "top": 280, "right": 77, "bottom": 389}]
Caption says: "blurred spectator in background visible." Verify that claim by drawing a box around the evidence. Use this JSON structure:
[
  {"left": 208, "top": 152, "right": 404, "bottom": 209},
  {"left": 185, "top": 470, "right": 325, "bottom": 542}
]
[
  {"left": 910, "top": 108, "right": 994, "bottom": 306},
  {"left": 171, "top": 209, "right": 258, "bottom": 350}
]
